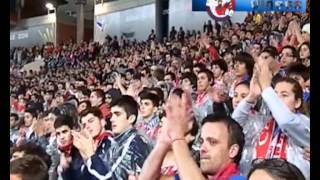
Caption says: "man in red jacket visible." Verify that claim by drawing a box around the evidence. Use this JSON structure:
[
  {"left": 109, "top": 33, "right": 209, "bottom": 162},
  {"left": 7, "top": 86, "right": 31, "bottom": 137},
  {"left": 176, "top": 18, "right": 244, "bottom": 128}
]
[
  {"left": 89, "top": 89, "right": 110, "bottom": 119},
  {"left": 201, "top": 35, "right": 220, "bottom": 61}
]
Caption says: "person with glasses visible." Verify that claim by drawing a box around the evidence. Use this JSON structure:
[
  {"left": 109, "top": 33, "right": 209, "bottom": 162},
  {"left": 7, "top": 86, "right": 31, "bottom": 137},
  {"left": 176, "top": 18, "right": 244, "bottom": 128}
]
[
  {"left": 279, "top": 45, "right": 299, "bottom": 70},
  {"left": 248, "top": 159, "right": 305, "bottom": 180}
]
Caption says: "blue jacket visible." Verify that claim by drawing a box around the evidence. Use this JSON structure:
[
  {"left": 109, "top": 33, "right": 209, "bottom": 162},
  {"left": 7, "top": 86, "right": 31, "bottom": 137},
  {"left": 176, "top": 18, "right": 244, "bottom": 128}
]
[
  {"left": 60, "top": 136, "right": 113, "bottom": 180},
  {"left": 84, "top": 128, "right": 152, "bottom": 180}
]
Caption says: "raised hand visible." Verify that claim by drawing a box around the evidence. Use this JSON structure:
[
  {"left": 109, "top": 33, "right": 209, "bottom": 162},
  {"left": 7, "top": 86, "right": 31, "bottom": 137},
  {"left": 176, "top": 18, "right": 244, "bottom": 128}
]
[
  {"left": 163, "top": 91, "right": 193, "bottom": 142},
  {"left": 247, "top": 69, "right": 262, "bottom": 103},
  {"left": 256, "top": 61, "right": 273, "bottom": 91},
  {"left": 72, "top": 130, "right": 96, "bottom": 160}
]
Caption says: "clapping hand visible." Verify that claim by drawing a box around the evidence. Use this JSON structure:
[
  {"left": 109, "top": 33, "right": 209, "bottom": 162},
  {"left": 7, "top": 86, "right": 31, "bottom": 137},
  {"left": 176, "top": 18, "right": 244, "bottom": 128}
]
[
  {"left": 163, "top": 91, "right": 194, "bottom": 142},
  {"left": 247, "top": 69, "right": 262, "bottom": 103},
  {"left": 256, "top": 60, "right": 273, "bottom": 91},
  {"left": 72, "top": 130, "right": 96, "bottom": 161}
]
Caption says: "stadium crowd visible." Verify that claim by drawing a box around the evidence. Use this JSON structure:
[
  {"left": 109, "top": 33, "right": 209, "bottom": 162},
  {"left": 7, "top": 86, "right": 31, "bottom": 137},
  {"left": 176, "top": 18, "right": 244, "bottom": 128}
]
[{"left": 10, "top": 12, "right": 310, "bottom": 180}]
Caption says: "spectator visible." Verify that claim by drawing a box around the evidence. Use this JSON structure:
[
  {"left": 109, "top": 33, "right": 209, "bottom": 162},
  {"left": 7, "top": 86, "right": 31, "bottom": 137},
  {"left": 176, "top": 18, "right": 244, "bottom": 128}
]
[
  {"left": 10, "top": 113, "right": 20, "bottom": 144},
  {"left": 156, "top": 91, "right": 245, "bottom": 180},
  {"left": 78, "top": 100, "right": 91, "bottom": 114},
  {"left": 279, "top": 45, "right": 299, "bottom": 69},
  {"left": 298, "top": 42, "right": 310, "bottom": 67},
  {"left": 136, "top": 92, "right": 161, "bottom": 143},
  {"left": 56, "top": 113, "right": 113, "bottom": 180},
  {"left": 10, "top": 155, "right": 49, "bottom": 180},
  {"left": 232, "top": 60, "right": 310, "bottom": 178},
  {"left": 100, "top": 95, "right": 152, "bottom": 178},
  {"left": 90, "top": 89, "right": 110, "bottom": 119},
  {"left": 248, "top": 159, "right": 305, "bottom": 180}
]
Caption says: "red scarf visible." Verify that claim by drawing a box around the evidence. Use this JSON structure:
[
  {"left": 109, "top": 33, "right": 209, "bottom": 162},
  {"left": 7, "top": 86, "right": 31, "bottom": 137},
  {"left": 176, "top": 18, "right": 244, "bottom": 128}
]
[
  {"left": 94, "top": 131, "right": 113, "bottom": 147},
  {"left": 58, "top": 138, "right": 74, "bottom": 156},
  {"left": 208, "top": 162, "right": 240, "bottom": 180},
  {"left": 256, "top": 119, "right": 288, "bottom": 159},
  {"left": 196, "top": 91, "right": 207, "bottom": 107}
]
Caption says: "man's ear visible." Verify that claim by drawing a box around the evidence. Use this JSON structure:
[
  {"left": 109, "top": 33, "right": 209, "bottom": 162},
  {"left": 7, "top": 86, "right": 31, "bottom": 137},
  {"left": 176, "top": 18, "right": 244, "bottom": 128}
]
[
  {"left": 128, "top": 115, "right": 136, "bottom": 124},
  {"left": 228, "top": 144, "right": 240, "bottom": 160},
  {"left": 153, "top": 106, "right": 158, "bottom": 114}
]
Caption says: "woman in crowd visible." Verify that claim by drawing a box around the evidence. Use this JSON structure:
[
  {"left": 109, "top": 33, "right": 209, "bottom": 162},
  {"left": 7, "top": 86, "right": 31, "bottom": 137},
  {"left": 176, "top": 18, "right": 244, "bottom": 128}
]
[{"left": 232, "top": 58, "right": 310, "bottom": 179}]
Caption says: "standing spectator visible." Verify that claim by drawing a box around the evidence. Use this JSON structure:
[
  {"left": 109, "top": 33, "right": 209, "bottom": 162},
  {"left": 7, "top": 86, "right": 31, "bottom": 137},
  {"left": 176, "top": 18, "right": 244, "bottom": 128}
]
[
  {"left": 93, "top": 95, "right": 151, "bottom": 179},
  {"left": 169, "top": 26, "right": 177, "bottom": 41},
  {"left": 136, "top": 92, "right": 161, "bottom": 143},
  {"left": 232, "top": 59, "right": 310, "bottom": 178}
]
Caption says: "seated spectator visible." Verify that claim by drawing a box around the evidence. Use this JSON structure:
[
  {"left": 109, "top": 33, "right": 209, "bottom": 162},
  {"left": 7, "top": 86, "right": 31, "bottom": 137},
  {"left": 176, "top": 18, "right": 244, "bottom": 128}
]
[
  {"left": 10, "top": 155, "right": 49, "bottom": 180},
  {"left": 248, "top": 159, "right": 305, "bottom": 180}
]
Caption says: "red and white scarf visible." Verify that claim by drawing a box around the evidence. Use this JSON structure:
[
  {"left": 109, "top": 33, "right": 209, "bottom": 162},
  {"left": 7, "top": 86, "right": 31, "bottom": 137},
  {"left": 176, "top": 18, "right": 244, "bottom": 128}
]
[{"left": 256, "top": 118, "right": 288, "bottom": 159}]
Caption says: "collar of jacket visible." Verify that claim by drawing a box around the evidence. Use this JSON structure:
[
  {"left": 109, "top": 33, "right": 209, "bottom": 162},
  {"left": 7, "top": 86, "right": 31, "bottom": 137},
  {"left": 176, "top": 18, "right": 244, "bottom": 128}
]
[{"left": 113, "top": 128, "right": 137, "bottom": 145}]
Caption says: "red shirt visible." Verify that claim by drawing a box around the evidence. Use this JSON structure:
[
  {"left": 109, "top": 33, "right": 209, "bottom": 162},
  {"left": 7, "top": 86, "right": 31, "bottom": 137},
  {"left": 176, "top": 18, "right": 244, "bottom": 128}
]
[
  {"left": 99, "top": 103, "right": 110, "bottom": 119},
  {"left": 208, "top": 162, "right": 240, "bottom": 180},
  {"left": 208, "top": 46, "right": 220, "bottom": 61}
]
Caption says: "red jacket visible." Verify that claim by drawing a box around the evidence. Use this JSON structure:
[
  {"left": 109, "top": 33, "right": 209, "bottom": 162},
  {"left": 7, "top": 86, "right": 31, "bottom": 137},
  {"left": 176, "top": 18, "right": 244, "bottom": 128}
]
[
  {"left": 99, "top": 103, "right": 110, "bottom": 119},
  {"left": 208, "top": 46, "right": 220, "bottom": 61}
]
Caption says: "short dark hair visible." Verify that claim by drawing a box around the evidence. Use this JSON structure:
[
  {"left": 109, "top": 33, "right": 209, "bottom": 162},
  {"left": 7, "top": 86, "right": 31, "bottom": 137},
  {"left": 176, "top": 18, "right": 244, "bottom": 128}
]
[
  {"left": 287, "top": 63, "right": 309, "bottom": 81},
  {"left": 282, "top": 45, "right": 299, "bottom": 59},
  {"left": 165, "top": 72, "right": 176, "bottom": 81},
  {"left": 53, "top": 115, "right": 74, "bottom": 130},
  {"left": 198, "top": 69, "right": 214, "bottom": 84},
  {"left": 234, "top": 52, "right": 255, "bottom": 78},
  {"left": 193, "top": 63, "right": 206, "bottom": 71},
  {"left": 24, "top": 108, "right": 38, "bottom": 119},
  {"left": 10, "top": 143, "right": 52, "bottom": 168},
  {"left": 79, "top": 107, "right": 103, "bottom": 122},
  {"left": 212, "top": 59, "right": 228, "bottom": 75},
  {"left": 92, "top": 89, "right": 105, "bottom": 103},
  {"left": 10, "top": 155, "right": 49, "bottom": 180},
  {"left": 79, "top": 100, "right": 92, "bottom": 109},
  {"left": 181, "top": 72, "right": 197, "bottom": 89},
  {"left": 10, "top": 113, "right": 19, "bottom": 121},
  {"left": 78, "top": 86, "right": 91, "bottom": 97},
  {"left": 248, "top": 159, "right": 305, "bottom": 180},
  {"left": 262, "top": 46, "right": 279, "bottom": 59},
  {"left": 201, "top": 113, "right": 245, "bottom": 164},
  {"left": 139, "top": 92, "right": 160, "bottom": 107},
  {"left": 153, "top": 68, "right": 165, "bottom": 81},
  {"left": 110, "top": 95, "right": 139, "bottom": 125},
  {"left": 148, "top": 87, "right": 165, "bottom": 105}
]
